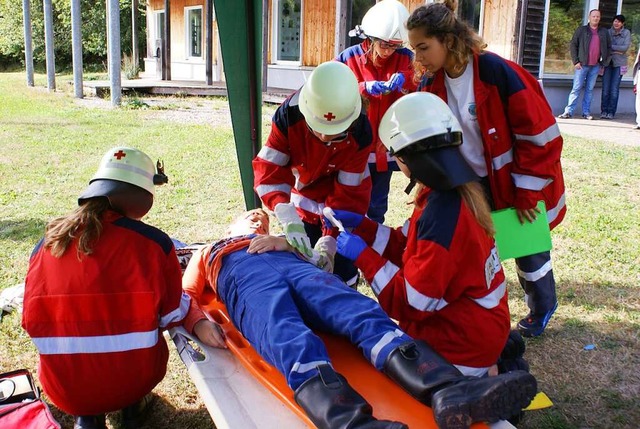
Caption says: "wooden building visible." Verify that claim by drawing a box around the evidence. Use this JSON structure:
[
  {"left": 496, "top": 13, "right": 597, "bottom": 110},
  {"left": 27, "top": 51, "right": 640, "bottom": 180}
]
[{"left": 141, "top": 0, "right": 640, "bottom": 114}]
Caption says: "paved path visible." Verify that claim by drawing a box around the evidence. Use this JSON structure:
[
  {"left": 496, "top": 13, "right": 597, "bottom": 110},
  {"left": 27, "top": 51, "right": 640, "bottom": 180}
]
[{"left": 556, "top": 113, "right": 640, "bottom": 147}]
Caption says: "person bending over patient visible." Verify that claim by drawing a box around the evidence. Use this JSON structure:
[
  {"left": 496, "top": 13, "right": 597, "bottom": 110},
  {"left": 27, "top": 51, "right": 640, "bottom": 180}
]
[{"left": 182, "top": 209, "right": 537, "bottom": 429}]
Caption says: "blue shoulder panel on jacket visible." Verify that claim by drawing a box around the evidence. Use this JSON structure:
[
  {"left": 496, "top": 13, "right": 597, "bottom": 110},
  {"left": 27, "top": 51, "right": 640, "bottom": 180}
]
[
  {"left": 30, "top": 238, "right": 44, "bottom": 259},
  {"left": 273, "top": 91, "right": 305, "bottom": 138},
  {"left": 351, "top": 113, "right": 373, "bottom": 150},
  {"left": 477, "top": 53, "right": 526, "bottom": 104},
  {"left": 113, "top": 217, "right": 174, "bottom": 255},
  {"left": 336, "top": 45, "right": 365, "bottom": 62},
  {"left": 417, "top": 190, "right": 461, "bottom": 250}
]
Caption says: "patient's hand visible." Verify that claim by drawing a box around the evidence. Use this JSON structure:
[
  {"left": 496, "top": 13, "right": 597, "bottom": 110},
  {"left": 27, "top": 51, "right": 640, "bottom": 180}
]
[
  {"left": 247, "top": 234, "right": 293, "bottom": 254},
  {"left": 193, "top": 319, "right": 227, "bottom": 349}
]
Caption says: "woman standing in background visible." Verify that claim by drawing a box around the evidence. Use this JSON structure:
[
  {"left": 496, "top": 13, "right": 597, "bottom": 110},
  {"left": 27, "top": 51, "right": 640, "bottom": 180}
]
[{"left": 336, "top": 0, "right": 416, "bottom": 223}]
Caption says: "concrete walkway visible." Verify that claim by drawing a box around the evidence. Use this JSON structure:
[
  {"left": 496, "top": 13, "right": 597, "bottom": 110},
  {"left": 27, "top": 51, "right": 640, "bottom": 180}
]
[{"left": 556, "top": 113, "right": 640, "bottom": 147}]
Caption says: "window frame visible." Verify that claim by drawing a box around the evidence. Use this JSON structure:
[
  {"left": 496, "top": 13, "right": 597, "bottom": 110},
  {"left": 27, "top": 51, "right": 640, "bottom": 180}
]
[
  {"left": 271, "top": 0, "right": 304, "bottom": 65},
  {"left": 185, "top": 5, "right": 204, "bottom": 59}
]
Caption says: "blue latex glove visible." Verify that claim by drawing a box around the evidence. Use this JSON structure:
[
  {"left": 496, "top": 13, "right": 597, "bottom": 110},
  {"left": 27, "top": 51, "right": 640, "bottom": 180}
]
[
  {"left": 386, "top": 73, "right": 405, "bottom": 92},
  {"left": 364, "top": 81, "right": 387, "bottom": 96},
  {"left": 330, "top": 209, "right": 364, "bottom": 229},
  {"left": 337, "top": 231, "right": 368, "bottom": 261}
]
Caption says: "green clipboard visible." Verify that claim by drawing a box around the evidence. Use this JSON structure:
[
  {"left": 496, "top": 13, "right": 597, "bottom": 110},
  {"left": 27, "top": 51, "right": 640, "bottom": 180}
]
[{"left": 491, "top": 201, "right": 552, "bottom": 261}]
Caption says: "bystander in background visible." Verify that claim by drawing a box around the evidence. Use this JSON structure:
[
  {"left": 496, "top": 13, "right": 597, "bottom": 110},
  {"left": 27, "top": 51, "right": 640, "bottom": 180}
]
[
  {"left": 600, "top": 14, "right": 630, "bottom": 119},
  {"left": 558, "top": 9, "right": 611, "bottom": 120}
]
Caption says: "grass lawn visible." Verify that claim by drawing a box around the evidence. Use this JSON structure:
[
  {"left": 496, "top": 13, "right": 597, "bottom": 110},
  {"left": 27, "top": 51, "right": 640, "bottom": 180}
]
[{"left": 1, "top": 72, "right": 639, "bottom": 429}]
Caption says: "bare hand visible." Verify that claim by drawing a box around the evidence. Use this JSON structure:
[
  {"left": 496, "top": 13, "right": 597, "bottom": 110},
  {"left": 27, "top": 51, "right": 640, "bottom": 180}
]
[
  {"left": 247, "top": 234, "right": 293, "bottom": 254},
  {"left": 574, "top": 62, "right": 582, "bottom": 70},
  {"left": 193, "top": 319, "right": 227, "bottom": 349},
  {"left": 516, "top": 206, "right": 541, "bottom": 224}
]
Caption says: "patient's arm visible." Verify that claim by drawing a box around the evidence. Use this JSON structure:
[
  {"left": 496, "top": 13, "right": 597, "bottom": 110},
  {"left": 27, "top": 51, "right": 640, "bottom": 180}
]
[{"left": 247, "top": 234, "right": 293, "bottom": 254}]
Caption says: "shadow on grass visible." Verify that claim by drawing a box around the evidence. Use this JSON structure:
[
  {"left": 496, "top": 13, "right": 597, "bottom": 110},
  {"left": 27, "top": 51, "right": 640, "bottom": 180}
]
[
  {"left": 0, "top": 219, "right": 46, "bottom": 242},
  {"left": 47, "top": 394, "right": 215, "bottom": 429}
]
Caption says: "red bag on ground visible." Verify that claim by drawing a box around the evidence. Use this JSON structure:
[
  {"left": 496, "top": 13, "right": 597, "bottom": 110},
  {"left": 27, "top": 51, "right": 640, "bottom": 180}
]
[{"left": 0, "top": 369, "right": 61, "bottom": 429}]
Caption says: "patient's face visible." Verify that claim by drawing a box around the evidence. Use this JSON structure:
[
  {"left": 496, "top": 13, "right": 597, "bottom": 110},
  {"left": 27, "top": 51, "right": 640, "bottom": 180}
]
[{"left": 225, "top": 209, "right": 270, "bottom": 237}]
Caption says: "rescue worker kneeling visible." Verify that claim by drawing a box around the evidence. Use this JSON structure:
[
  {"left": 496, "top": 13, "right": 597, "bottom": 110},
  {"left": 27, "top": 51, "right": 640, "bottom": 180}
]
[
  {"left": 331, "top": 92, "right": 539, "bottom": 428},
  {"left": 22, "top": 147, "right": 222, "bottom": 429},
  {"left": 183, "top": 206, "right": 537, "bottom": 429}
]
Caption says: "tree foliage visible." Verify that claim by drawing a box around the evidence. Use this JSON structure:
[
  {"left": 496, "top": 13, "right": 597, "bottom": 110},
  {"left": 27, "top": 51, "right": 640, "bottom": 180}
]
[{"left": 0, "top": 0, "right": 146, "bottom": 70}]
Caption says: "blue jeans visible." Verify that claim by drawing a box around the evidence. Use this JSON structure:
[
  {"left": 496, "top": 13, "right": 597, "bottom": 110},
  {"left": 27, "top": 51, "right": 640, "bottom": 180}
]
[
  {"left": 367, "top": 161, "right": 399, "bottom": 224},
  {"left": 563, "top": 65, "right": 600, "bottom": 116},
  {"left": 600, "top": 66, "right": 623, "bottom": 116},
  {"left": 217, "top": 249, "right": 410, "bottom": 390}
]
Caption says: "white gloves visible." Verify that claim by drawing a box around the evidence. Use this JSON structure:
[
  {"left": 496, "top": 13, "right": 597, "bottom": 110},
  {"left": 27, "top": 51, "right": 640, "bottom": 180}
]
[{"left": 274, "top": 202, "right": 336, "bottom": 272}]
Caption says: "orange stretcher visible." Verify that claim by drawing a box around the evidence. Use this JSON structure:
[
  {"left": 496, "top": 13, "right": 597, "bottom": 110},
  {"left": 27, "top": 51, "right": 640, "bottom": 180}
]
[{"left": 170, "top": 287, "right": 516, "bottom": 429}]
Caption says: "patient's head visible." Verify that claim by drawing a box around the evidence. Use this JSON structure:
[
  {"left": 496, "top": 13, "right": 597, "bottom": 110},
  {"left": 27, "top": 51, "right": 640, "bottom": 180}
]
[{"left": 225, "top": 209, "right": 270, "bottom": 237}]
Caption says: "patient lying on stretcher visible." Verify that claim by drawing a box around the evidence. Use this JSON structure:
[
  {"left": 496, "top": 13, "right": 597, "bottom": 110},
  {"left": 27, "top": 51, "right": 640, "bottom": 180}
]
[{"left": 182, "top": 209, "right": 537, "bottom": 429}]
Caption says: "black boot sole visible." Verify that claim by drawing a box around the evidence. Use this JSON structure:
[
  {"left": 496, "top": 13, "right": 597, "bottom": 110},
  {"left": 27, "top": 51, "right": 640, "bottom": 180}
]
[{"left": 431, "top": 371, "right": 537, "bottom": 429}]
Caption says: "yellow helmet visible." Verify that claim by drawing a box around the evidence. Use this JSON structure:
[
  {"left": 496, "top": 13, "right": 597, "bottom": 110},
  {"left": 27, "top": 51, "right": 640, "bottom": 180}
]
[{"left": 298, "top": 61, "right": 362, "bottom": 135}]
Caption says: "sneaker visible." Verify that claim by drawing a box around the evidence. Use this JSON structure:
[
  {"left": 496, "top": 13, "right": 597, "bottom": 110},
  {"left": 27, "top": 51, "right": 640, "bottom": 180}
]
[
  {"left": 582, "top": 114, "right": 593, "bottom": 120},
  {"left": 517, "top": 302, "right": 558, "bottom": 337},
  {"left": 600, "top": 113, "right": 607, "bottom": 119},
  {"left": 607, "top": 113, "right": 614, "bottom": 119},
  {"left": 557, "top": 112, "right": 571, "bottom": 119},
  {"left": 635, "top": 125, "right": 640, "bottom": 130}
]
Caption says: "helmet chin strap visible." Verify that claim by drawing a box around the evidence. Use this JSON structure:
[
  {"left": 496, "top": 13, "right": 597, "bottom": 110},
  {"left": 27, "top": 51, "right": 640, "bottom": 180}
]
[{"left": 404, "top": 177, "right": 417, "bottom": 195}]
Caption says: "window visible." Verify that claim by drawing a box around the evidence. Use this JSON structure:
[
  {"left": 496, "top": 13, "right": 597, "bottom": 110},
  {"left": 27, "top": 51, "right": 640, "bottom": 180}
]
[
  {"left": 186, "top": 6, "right": 203, "bottom": 58},
  {"left": 458, "top": 0, "right": 483, "bottom": 33},
  {"left": 154, "top": 11, "right": 165, "bottom": 44},
  {"left": 346, "top": 0, "right": 376, "bottom": 48},
  {"left": 543, "top": 0, "right": 639, "bottom": 77},
  {"left": 274, "top": 0, "right": 302, "bottom": 62}
]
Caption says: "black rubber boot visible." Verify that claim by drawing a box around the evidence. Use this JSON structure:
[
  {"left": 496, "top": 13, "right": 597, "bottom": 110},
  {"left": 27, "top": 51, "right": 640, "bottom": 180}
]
[
  {"left": 73, "top": 415, "right": 107, "bottom": 429},
  {"left": 383, "top": 340, "right": 537, "bottom": 429},
  {"left": 497, "top": 330, "right": 530, "bottom": 374},
  {"left": 432, "top": 371, "right": 537, "bottom": 429},
  {"left": 382, "top": 340, "right": 464, "bottom": 404},
  {"left": 294, "top": 364, "right": 408, "bottom": 429},
  {"left": 121, "top": 393, "right": 155, "bottom": 429}
]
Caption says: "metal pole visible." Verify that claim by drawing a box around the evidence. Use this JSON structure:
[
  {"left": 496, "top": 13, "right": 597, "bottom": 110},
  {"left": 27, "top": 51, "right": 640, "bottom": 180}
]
[
  {"left": 163, "top": 0, "right": 171, "bottom": 80},
  {"left": 71, "top": 0, "right": 83, "bottom": 98},
  {"left": 108, "top": 0, "right": 122, "bottom": 106},
  {"left": 245, "top": 0, "right": 261, "bottom": 208},
  {"left": 43, "top": 0, "right": 55, "bottom": 91},
  {"left": 22, "top": 0, "right": 34, "bottom": 86}
]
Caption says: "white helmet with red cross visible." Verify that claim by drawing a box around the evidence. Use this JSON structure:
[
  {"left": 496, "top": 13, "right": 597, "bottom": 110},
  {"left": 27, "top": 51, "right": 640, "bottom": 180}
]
[
  {"left": 349, "top": 0, "right": 410, "bottom": 44},
  {"left": 78, "top": 147, "right": 168, "bottom": 204},
  {"left": 298, "top": 61, "right": 362, "bottom": 136}
]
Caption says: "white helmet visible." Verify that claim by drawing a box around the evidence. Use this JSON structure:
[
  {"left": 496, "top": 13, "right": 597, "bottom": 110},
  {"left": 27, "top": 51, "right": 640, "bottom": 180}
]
[
  {"left": 299, "top": 61, "right": 362, "bottom": 135},
  {"left": 349, "top": 0, "right": 410, "bottom": 44},
  {"left": 379, "top": 92, "right": 477, "bottom": 190},
  {"left": 78, "top": 147, "right": 168, "bottom": 203}
]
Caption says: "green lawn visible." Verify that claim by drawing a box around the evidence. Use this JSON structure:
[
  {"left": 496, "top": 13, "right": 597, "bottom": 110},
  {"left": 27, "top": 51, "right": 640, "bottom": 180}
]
[{"left": 1, "top": 72, "right": 639, "bottom": 429}]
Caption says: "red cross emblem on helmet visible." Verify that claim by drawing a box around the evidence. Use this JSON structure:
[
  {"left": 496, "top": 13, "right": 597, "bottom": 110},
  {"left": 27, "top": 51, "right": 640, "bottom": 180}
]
[{"left": 324, "top": 112, "right": 336, "bottom": 121}]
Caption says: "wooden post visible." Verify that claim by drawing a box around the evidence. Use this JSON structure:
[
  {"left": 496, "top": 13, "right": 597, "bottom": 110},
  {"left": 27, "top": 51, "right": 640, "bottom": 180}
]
[
  {"left": 132, "top": 0, "right": 139, "bottom": 68},
  {"left": 163, "top": 0, "right": 171, "bottom": 80},
  {"left": 334, "top": 0, "right": 348, "bottom": 57},
  {"left": 206, "top": 0, "right": 213, "bottom": 84}
]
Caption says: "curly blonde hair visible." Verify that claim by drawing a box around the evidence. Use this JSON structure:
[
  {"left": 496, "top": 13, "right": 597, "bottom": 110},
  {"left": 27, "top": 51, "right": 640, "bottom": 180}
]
[{"left": 407, "top": 2, "right": 486, "bottom": 81}]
